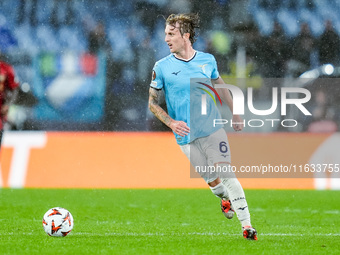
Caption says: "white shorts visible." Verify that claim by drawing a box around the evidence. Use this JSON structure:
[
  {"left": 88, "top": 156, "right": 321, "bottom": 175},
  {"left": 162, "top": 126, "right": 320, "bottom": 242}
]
[{"left": 180, "top": 128, "right": 232, "bottom": 183}]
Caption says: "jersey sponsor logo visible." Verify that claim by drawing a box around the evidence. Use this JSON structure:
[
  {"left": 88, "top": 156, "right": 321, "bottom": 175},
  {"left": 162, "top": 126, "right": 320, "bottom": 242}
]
[{"left": 172, "top": 70, "right": 181, "bottom": 75}]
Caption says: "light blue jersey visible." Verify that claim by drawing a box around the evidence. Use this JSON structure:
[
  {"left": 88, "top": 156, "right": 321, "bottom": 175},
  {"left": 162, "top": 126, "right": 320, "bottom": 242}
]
[{"left": 150, "top": 51, "right": 223, "bottom": 145}]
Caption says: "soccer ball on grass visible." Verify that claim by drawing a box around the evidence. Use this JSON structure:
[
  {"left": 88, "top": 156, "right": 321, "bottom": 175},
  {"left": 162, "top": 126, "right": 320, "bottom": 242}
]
[{"left": 42, "top": 207, "right": 74, "bottom": 237}]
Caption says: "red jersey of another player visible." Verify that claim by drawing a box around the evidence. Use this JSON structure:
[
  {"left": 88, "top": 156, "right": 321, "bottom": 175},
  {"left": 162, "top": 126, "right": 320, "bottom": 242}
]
[{"left": 0, "top": 61, "right": 19, "bottom": 129}]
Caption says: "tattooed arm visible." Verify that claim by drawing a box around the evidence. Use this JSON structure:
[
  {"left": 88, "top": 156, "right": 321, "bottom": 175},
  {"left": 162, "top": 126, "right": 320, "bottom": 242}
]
[{"left": 148, "top": 87, "right": 190, "bottom": 137}]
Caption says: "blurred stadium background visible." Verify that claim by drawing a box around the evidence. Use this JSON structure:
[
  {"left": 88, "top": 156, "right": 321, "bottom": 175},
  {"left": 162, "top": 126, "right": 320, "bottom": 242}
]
[
  {"left": 0, "top": 0, "right": 340, "bottom": 189},
  {"left": 1, "top": 3, "right": 339, "bottom": 253},
  {"left": 1, "top": 0, "right": 339, "bottom": 132}
]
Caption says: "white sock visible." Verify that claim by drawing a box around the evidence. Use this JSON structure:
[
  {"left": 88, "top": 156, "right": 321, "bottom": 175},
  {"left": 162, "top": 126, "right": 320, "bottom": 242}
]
[
  {"left": 210, "top": 181, "right": 229, "bottom": 200},
  {"left": 223, "top": 178, "right": 251, "bottom": 227}
]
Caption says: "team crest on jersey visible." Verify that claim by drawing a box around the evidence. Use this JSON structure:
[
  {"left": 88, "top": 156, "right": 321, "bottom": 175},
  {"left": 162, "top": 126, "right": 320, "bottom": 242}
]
[
  {"left": 198, "top": 64, "right": 208, "bottom": 74},
  {"left": 152, "top": 70, "right": 156, "bottom": 80}
]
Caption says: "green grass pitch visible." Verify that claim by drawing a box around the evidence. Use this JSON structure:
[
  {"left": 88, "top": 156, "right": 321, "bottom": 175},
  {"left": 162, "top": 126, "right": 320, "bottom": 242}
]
[{"left": 0, "top": 188, "right": 339, "bottom": 254}]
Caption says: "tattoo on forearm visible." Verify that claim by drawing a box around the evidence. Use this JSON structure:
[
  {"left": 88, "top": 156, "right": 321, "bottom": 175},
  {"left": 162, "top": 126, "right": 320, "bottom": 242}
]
[{"left": 148, "top": 88, "right": 172, "bottom": 127}]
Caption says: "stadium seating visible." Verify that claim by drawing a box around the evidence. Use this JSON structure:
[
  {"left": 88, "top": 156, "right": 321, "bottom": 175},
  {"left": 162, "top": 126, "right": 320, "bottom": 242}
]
[
  {"left": 249, "top": 0, "right": 340, "bottom": 37},
  {"left": 1, "top": 0, "right": 339, "bottom": 56}
]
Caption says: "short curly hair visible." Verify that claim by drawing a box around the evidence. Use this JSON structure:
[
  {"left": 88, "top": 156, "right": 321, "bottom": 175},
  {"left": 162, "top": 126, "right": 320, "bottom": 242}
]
[{"left": 166, "top": 13, "right": 200, "bottom": 45}]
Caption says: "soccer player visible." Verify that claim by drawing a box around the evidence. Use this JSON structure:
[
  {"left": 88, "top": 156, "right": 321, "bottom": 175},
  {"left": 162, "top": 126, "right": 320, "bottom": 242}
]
[
  {"left": 148, "top": 13, "right": 257, "bottom": 240},
  {"left": 0, "top": 55, "right": 19, "bottom": 148}
]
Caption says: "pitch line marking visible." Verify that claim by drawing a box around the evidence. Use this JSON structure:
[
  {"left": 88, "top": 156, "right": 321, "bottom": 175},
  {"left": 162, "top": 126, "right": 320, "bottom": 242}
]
[
  {"left": 70, "top": 232, "right": 340, "bottom": 237},
  {"left": 2, "top": 232, "right": 339, "bottom": 237}
]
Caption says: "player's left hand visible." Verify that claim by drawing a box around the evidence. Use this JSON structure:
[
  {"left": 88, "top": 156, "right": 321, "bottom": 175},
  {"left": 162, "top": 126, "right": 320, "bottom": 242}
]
[{"left": 232, "top": 115, "right": 244, "bottom": 132}]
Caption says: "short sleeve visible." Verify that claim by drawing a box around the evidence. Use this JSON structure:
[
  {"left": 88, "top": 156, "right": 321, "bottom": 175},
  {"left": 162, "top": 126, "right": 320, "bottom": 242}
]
[
  {"left": 150, "top": 62, "right": 164, "bottom": 90},
  {"left": 211, "top": 55, "right": 219, "bottom": 80}
]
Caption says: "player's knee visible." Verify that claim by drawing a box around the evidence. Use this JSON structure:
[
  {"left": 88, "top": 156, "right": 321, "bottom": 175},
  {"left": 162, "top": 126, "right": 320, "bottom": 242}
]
[
  {"left": 216, "top": 163, "right": 236, "bottom": 179},
  {"left": 208, "top": 177, "right": 221, "bottom": 187}
]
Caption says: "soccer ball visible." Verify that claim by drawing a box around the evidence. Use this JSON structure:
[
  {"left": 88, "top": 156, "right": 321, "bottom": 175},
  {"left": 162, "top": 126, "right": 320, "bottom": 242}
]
[{"left": 42, "top": 207, "right": 74, "bottom": 237}]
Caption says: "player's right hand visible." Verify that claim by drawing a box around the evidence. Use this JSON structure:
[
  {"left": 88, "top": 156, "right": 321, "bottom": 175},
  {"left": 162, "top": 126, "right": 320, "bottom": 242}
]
[
  {"left": 169, "top": 120, "right": 190, "bottom": 137},
  {"left": 232, "top": 115, "right": 244, "bottom": 132}
]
